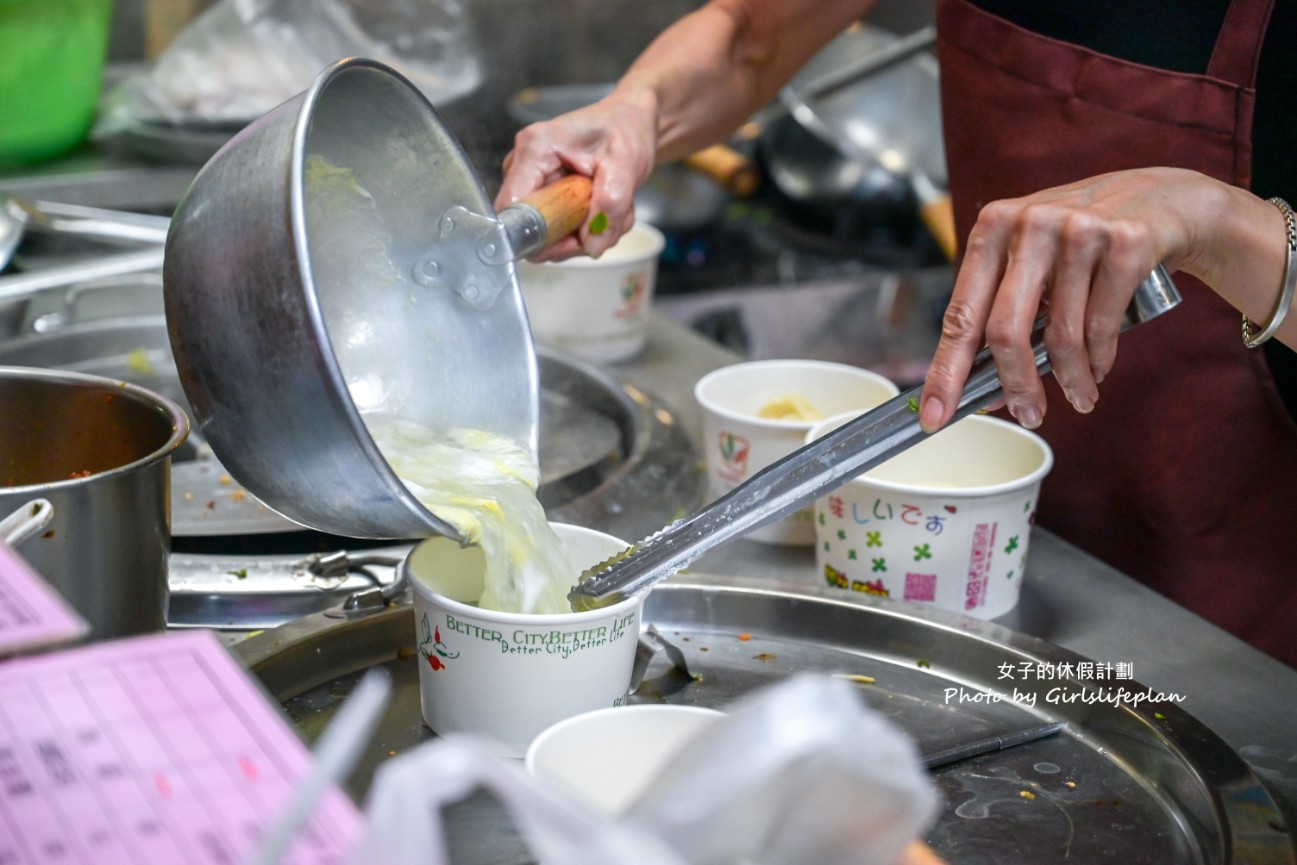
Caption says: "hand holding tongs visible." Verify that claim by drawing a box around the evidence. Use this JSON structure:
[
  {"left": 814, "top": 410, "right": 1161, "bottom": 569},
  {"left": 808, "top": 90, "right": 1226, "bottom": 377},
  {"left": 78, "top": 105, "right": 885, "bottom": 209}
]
[{"left": 569, "top": 265, "right": 1182, "bottom": 611}]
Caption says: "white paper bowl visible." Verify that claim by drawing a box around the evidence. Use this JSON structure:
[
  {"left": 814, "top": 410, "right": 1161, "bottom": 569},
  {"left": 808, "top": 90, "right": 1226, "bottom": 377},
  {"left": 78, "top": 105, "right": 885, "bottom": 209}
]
[
  {"left": 518, "top": 223, "right": 665, "bottom": 363},
  {"left": 695, "top": 359, "right": 899, "bottom": 546},
  {"left": 526, "top": 703, "right": 724, "bottom": 815},
  {"left": 408, "top": 523, "right": 642, "bottom": 757},
  {"left": 807, "top": 412, "right": 1053, "bottom": 619}
]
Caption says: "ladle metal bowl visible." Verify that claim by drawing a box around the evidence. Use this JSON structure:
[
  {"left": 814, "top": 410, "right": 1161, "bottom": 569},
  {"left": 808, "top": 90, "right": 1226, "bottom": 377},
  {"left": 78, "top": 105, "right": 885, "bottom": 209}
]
[
  {"left": 165, "top": 58, "right": 581, "bottom": 542},
  {"left": 760, "top": 25, "right": 954, "bottom": 258}
]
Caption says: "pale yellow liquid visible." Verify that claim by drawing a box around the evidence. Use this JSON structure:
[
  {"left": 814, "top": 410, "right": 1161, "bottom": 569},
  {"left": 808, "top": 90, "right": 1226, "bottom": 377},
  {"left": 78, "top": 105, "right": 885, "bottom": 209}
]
[
  {"left": 757, "top": 393, "right": 824, "bottom": 421},
  {"left": 366, "top": 417, "right": 577, "bottom": 614}
]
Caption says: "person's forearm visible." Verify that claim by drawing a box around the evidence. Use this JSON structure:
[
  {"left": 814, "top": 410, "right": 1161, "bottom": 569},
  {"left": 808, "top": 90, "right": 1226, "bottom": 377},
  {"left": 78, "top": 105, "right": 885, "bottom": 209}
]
[{"left": 609, "top": 0, "right": 875, "bottom": 162}]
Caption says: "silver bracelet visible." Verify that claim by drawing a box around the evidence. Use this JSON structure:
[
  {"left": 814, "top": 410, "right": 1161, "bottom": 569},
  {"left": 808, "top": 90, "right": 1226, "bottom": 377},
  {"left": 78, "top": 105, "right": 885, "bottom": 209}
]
[{"left": 1243, "top": 196, "right": 1297, "bottom": 348}]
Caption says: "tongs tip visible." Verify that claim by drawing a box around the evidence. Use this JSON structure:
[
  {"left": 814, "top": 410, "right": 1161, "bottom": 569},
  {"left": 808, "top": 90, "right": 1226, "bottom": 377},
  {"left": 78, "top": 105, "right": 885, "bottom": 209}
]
[{"left": 567, "top": 543, "right": 637, "bottom": 612}]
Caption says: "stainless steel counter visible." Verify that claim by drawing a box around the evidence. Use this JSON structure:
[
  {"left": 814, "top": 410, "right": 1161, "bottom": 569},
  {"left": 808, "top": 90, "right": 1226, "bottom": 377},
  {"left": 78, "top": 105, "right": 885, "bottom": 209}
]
[
  {"left": 5, "top": 134, "right": 1293, "bottom": 835},
  {"left": 624, "top": 312, "right": 1297, "bottom": 834},
  {"left": 10, "top": 91, "right": 1290, "bottom": 859}
]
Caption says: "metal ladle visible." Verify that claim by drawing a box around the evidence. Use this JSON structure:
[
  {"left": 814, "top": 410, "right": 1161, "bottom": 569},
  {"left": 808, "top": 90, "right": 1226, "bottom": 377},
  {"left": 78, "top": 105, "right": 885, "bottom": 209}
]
[
  {"left": 570, "top": 266, "right": 1182, "bottom": 610},
  {"left": 164, "top": 58, "right": 592, "bottom": 542},
  {"left": 765, "top": 25, "right": 956, "bottom": 259}
]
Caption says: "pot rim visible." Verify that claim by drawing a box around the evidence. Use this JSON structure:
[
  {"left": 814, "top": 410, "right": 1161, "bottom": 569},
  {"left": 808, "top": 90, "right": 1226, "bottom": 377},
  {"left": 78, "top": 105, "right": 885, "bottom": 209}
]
[{"left": 0, "top": 364, "right": 190, "bottom": 493}]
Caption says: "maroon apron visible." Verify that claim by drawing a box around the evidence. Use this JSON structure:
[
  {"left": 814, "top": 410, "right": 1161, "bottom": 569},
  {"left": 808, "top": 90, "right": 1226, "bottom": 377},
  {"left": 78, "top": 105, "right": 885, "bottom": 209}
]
[{"left": 936, "top": 0, "right": 1297, "bottom": 667}]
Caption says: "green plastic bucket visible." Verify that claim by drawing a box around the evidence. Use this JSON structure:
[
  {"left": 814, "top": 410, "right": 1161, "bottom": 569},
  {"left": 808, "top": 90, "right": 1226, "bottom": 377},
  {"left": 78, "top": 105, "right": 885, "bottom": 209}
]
[{"left": 0, "top": 0, "right": 114, "bottom": 168}]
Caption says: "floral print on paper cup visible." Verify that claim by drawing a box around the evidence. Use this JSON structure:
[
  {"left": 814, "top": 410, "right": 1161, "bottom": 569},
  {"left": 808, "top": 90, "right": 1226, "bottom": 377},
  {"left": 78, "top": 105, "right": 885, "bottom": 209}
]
[{"left": 808, "top": 413, "right": 1053, "bottom": 619}]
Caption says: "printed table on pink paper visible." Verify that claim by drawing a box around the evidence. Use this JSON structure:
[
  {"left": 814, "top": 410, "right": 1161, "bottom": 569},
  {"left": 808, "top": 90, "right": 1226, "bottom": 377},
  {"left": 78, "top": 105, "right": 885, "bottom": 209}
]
[{"left": 0, "top": 630, "right": 362, "bottom": 864}]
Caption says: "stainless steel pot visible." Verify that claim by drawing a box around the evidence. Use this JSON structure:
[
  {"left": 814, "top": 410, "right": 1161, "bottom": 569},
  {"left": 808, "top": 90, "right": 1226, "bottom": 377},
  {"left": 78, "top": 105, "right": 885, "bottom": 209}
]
[{"left": 0, "top": 366, "right": 188, "bottom": 640}]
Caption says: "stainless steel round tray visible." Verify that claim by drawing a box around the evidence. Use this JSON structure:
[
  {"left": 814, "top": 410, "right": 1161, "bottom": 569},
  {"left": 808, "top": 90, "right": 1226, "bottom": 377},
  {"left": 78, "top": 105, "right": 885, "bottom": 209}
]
[{"left": 234, "top": 575, "right": 1294, "bottom": 864}]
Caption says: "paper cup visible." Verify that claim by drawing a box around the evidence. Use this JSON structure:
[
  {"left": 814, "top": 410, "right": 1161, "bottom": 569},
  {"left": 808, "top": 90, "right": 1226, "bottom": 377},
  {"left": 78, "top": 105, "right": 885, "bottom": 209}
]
[
  {"left": 808, "top": 413, "right": 1053, "bottom": 619},
  {"left": 526, "top": 704, "right": 724, "bottom": 815},
  {"left": 408, "top": 523, "right": 642, "bottom": 757},
  {"left": 518, "top": 222, "right": 665, "bottom": 363},
  {"left": 694, "top": 360, "right": 899, "bottom": 545}
]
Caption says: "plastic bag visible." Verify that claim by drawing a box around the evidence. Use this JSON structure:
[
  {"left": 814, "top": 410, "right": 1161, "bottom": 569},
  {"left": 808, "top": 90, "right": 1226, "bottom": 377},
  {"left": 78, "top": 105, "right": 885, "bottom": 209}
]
[
  {"left": 625, "top": 675, "right": 939, "bottom": 865},
  {"left": 96, "top": 0, "right": 481, "bottom": 135},
  {"left": 351, "top": 675, "right": 937, "bottom": 865},
  {"left": 352, "top": 735, "right": 688, "bottom": 865}
]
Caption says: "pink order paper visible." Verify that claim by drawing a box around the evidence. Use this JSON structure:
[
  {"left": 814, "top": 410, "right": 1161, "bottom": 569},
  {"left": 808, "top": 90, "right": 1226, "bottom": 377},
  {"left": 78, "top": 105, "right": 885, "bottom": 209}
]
[
  {"left": 0, "top": 629, "right": 362, "bottom": 864},
  {"left": 0, "top": 541, "right": 86, "bottom": 657}
]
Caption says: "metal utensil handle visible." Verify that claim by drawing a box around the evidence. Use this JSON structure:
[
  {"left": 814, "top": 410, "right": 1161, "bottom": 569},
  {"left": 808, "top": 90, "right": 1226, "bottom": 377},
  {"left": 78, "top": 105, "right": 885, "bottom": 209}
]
[
  {"left": 923, "top": 721, "right": 1067, "bottom": 770},
  {"left": 571, "top": 265, "right": 1180, "bottom": 606},
  {"left": 498, "top": 175, "right": 593, "bottom": 260},
  {"left": 20, "top": 199, "right": 171, "bottom": 244},
  {"left": 0, "top": 247, "right": 166, "bottom": 304},
  {"left": 797, "top": 24, "right": 937, "bottom": 103},
  {"left": 0, "top": 499, "right": 54, "bottom": 548}
]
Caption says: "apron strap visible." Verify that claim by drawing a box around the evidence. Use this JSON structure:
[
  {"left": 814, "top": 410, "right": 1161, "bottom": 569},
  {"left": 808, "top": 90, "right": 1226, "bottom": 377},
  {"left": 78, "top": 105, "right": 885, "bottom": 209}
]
[{"left": 1206, "top": 0, "right": 1275, "bottom": 86}]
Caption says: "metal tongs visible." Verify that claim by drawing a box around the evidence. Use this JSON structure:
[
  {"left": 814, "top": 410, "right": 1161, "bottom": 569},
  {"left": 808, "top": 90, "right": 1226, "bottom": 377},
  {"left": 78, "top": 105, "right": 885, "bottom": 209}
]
[{"left": 569, "top": 265, "right": 1182, "bottom": 610}]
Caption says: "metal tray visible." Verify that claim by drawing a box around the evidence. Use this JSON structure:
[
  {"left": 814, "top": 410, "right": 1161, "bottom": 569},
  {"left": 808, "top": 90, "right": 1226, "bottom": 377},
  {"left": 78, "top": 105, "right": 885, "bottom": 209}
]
[{"left": 234, "top": 575, "right": 1294, "bottom": 864}]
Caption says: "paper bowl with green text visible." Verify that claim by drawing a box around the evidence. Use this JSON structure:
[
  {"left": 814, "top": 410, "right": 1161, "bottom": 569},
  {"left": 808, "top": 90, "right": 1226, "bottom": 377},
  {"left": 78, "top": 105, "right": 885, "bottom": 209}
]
[{"left": 407, "top": 523, "right": 641, "bottom": 757}]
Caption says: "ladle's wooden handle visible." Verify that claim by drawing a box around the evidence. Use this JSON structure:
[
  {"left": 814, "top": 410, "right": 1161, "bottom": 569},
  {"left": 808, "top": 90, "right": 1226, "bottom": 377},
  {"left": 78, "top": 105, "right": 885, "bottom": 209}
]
[
  {"left": 518, "top": 175, "right": 593, "bottom": 246},
  {"left": 920, "top": 192, "right": 958, "bottom": 262},
  {"left": 912, "top": 170, "right": 957, "bottom": 262},
  {"left": 902, "top": 842, "right": 950, "bottom": 865},
  {"left": 684, "top": 144, "right": 760, "bottom": 197}
]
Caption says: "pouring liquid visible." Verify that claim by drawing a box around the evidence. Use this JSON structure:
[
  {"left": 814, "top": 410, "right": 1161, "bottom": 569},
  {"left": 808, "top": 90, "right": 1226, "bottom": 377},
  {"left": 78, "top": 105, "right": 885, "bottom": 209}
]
[{"left": 366, "top": 417, "right": 577, "bottom": 614}]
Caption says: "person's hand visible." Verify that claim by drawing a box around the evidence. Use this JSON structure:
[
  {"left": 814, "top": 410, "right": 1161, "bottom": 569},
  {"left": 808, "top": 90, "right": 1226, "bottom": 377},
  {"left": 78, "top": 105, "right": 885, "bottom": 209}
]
[
  {"left": 495, "top": 95, "right": 657, "bottom": 261},
  {"left": 917, "top": 167, "right": 1275, "bottom": 433}
]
